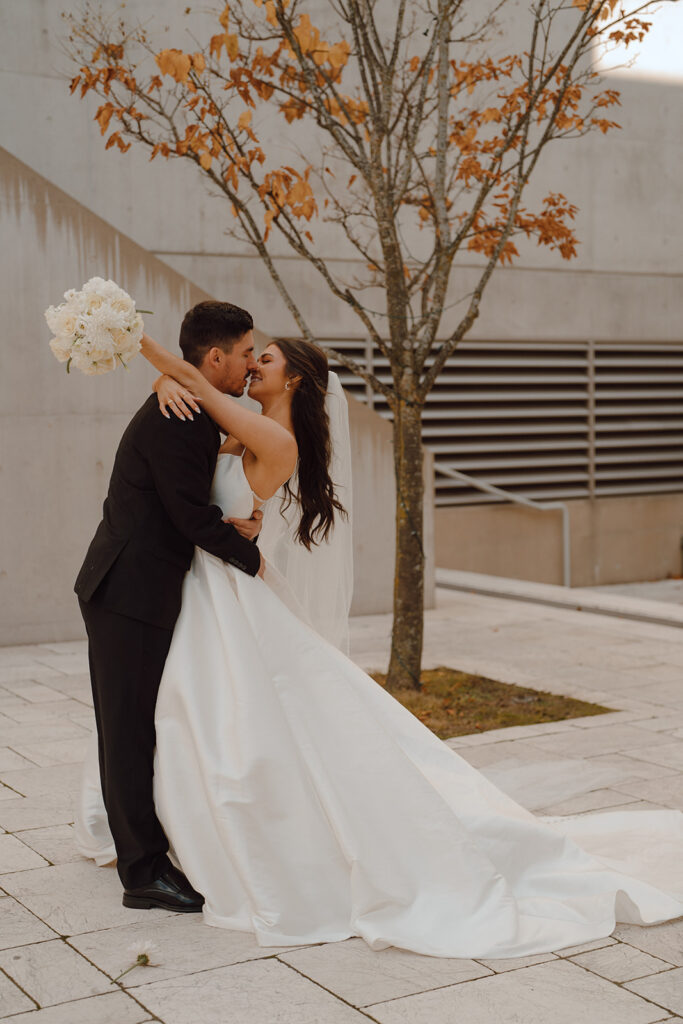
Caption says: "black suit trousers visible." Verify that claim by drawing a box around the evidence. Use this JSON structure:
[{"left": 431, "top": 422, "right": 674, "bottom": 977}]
[{"left": 79, "top": 595, "right": 173, "bottom": 889}]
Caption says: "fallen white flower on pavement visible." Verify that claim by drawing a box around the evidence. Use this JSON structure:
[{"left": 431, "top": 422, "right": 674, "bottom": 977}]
[{"left": 111, "top": 938, "right": 162, "bottom": 984}]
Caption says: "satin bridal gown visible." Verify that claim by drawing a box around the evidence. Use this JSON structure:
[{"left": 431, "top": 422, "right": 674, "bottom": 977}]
[{"left": 76, "top": 453, "right": 683, "bottom": 958}]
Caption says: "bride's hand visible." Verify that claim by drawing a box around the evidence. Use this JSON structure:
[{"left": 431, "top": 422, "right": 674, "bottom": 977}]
[{"left": 153, "top": 374, "right": 202, "bottom": 421}]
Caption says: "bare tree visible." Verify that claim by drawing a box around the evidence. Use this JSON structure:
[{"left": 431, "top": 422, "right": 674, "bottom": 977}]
[{"left": 65, "top": 0, "right": 660, "bottom": 689}]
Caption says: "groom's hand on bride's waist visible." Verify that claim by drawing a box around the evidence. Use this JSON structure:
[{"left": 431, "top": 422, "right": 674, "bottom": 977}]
[{"left": 225, "top": 509, "right": 263, "bottom": 542}]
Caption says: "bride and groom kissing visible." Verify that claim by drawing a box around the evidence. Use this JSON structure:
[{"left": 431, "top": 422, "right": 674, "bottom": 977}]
[{"left": 74, "top": 299, "right": 683, "bottom": 958}]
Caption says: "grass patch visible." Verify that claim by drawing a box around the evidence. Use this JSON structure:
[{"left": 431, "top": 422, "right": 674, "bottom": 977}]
[{"left": 372, "top": 666, "right": 613, "bottom": 740}]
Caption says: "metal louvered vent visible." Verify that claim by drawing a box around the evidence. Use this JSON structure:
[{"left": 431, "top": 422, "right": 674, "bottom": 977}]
[
  {"left": 319, "top": 338, "right": 683, "bottom": 507},
  {"left": 593, "top": 344, "right": 683, "bottom": 499}
]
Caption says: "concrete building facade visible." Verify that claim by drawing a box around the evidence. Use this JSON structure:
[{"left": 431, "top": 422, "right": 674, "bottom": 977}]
[{"left": 1, "top": 0, "right": 681, "bottom": 641}]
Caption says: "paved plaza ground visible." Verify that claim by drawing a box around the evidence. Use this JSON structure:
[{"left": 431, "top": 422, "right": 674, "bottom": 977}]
[{"left": 1, "top": 585, "right": 682, "bottom": 1023}]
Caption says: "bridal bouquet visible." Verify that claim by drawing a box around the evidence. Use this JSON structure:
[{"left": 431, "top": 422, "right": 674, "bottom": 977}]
[{"left": 45, "top": 277, "right": 145, "bottom": 375}]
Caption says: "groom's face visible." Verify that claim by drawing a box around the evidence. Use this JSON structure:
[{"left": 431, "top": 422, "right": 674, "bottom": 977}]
[{"left": 201, "top": 330, "right": 257, "bottom": 396}]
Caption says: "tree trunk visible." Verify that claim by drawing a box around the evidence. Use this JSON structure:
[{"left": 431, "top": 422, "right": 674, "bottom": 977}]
[{"left": 386, "top": 398, "right": 425, "bottom": 691}]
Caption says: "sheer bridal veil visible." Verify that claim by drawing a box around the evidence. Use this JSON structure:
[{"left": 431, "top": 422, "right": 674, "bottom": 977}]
[{"left": 258, "top": 371, "right": 354, "bottom": 653}]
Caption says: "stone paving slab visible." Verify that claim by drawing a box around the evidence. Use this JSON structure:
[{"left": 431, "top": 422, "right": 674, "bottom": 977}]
[
  {"left": 0, "top": 970, "right": 36, "bottom": 1015},
  {"left": 0, "top": 895, "right": 57, "bottom": 950},
  {"left": 613, "top": 921, "right": 683, "bottom": 967},
  {"left": 569, "top": 943, "right": 674, "bottom": 982},
  {"left": 365, "top": 959, "right": 669, "bottom": 1024},
  {"left": 474, "top": 951, "right": 557, "bottom": 973},
  {"left": 610, "top": 775, "right": 683, "bottom": 810},
  {"left": 279, "top": 939, "right": 493, "bottom": 1006},
  {"left": 0, "top": 795, "right": 77, "bottom": 834},
  {"left": 552, "top": 936, "right": 618, "bottom": 956},
  {"left": 0, "top": 588, "right": 682, "bottom": 1023},
  {"left": 3, "top": 992, "right": 153, "bottom": 1023},
  {"left": 14, "top": 825, "right": 81, "bottom": 866},
  {"left": 0, "top": 834, "right": 49, "bottom": 873},
  {"left": 136, "top": 958, "right": 370, "bottom": 1024},
  {"left": 625, "top": 968, "right": 683, "bottom": 1017},
  {"left": 0, "top": 939, "right": 113, "bottom": 1007}
]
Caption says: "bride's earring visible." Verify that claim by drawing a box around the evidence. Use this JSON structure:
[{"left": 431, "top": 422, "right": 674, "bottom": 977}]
[{"left": 285, "top": 381, "right": 291, "bottom": 391}]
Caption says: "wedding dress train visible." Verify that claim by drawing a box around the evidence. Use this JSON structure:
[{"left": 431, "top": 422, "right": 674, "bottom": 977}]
[{"left": 76, "top": 453, "right": 683, "bottom": 958}]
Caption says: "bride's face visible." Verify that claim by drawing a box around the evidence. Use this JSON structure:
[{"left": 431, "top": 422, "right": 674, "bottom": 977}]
[{"left": 248, "top": 344, "right": 292, "bottom": 402}]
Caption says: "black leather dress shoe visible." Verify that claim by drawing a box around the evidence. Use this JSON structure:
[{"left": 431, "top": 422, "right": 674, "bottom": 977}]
[{"left": 122, "top": 868, "right": 205, "bottom": 912}]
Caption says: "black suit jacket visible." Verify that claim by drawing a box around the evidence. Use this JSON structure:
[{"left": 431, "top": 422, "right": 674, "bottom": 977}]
[{"left": 75, "top": 394, "right": 260, "bottom": 629}]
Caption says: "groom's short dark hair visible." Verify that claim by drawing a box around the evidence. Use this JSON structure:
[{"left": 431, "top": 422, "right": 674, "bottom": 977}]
[{"left": 179, "top": 301, "right": 254, "bottom": 367}]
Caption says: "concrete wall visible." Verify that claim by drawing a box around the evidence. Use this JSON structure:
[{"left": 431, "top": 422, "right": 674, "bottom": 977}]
[
  {"left": 0, "top": 149, "right": 433, "bottom": 644},
  {"left": 0, "top": 148, "right": 202, "bottom": 644},
  {"left": 1, "top": 0, "right": 682, "bottom": 601},
  {"left": 436, "top": 493, "right": 683, "bottom": 588},
  {"left": 2, "top": 1, "right": 682, "bottom": 344}
]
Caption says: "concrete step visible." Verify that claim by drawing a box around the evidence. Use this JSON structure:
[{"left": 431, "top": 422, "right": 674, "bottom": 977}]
[{"left": 436, "top": 568, "right": 683, "bottom": 630}]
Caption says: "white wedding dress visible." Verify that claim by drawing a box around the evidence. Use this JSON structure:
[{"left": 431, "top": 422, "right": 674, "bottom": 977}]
[{"left": 76, "top": 451, "right": 683, "bottom": 958}]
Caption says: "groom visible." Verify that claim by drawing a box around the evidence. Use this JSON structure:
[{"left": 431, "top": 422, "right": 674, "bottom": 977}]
[{"left": 75, "top": 300, "right": 262, "bottom": 912}]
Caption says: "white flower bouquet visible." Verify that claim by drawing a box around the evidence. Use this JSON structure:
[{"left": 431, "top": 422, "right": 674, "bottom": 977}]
[{"left": 45, "top": 277, "right": 146, "bottom": 375}]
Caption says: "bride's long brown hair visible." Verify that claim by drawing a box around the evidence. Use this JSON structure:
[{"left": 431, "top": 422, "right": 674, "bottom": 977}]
[{"left": 273, "top": 338, "right": 346, "bottom": 549}]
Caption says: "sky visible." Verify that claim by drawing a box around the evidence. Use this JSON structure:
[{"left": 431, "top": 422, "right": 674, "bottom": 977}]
[{"left": 595, "top": 1, "right": 683, "bottom": 81}]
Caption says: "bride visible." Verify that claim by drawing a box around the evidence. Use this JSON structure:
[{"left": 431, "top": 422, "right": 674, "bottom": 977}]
[{"left": 77, "top": 331, "right": 683, "bottom": 958}]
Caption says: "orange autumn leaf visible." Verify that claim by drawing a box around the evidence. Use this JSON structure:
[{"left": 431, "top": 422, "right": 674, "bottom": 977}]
[
  {"left": 280, "top": 97, "right": 306, "bottom": 122},
  {"left": 155, "top": 49, "right": 192, "bottom": 83},
  {"left": 293, "top": 13, "right": 319, "bottom": 53},
  {"left": 328, "top": 41, "right": 350, "bottom": 70},
  {"left": 104, "top": 131, "right": 131, "bottom": 153},
  {"left": 226, "top": 34, "right": 239, "bottom": 60},
  {"left": 95, "top": 102, "right": 115, "bottom": 135},
  {"left": 210, "top": 32, "right": 239, "bottom": 60}
]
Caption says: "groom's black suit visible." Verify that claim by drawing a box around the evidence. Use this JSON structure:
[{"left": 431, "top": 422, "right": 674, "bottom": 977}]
[{"left": 76, "top": 394, "right": 260, "bottom": 889}]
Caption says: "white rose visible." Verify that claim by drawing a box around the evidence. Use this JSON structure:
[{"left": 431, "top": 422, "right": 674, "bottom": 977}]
[
  {"left": 112, "top": 317, "right": 142, "bottom": 357},
  {"left": 130, "top": 312, "right": 144, "bottom": 341},
  {"left": 118, "top": 343, "right": 140, "bottom": 365},
  {"left": 112, "top": 329, "right": 134, "bottom": 354},
  {"left": 82, "top": 276, "right": 108, "bottom": 295},
  {"left": 70, "top": 348, "right": 96, "bottom": 374},
  {"left": 45, "top": 304, "right": 79, "bottom": 337},
  {"left": 111, "top": 297, "right": 135, "bottom": 316},
  {"left": 49, "top": 335, "right": 72, "bottom": 363},
  {"left": 88, "top": 341, "right": 116, "bottom": 365},
  {"left": 84, "top": 277, "right": 131, "bottom": 306},
  {"left": 90, "top": 353, "right": 118, "bottom": 375},
  {"left": 70, "top": 346, "right": 116, "bottom": 375}
]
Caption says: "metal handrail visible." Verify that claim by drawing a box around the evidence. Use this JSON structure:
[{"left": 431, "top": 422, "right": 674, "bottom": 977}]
[{"left": 434, "top": 463, "right": 571, "bottom": 587}]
